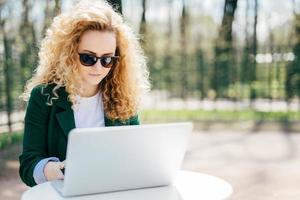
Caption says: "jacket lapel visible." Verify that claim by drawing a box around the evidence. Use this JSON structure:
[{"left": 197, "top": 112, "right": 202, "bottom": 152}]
[{"left": 55, "top": 87, "right": 76, "bottom": 138}]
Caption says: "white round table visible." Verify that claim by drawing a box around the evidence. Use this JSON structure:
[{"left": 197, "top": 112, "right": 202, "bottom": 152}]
[{"left": 22, "top": 171, "right": 233, "bottom": 200}]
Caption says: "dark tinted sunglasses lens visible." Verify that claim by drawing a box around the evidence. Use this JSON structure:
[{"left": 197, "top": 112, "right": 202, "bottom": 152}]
[
  {"left": 100, "top": 57, "right": 115, "bottom": 68},
  {"left": 80, "top": 54, "right": 96, "bottom": 66}
]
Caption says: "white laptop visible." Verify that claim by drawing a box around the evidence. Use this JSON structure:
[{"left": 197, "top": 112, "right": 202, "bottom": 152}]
[{"left": 51, "top": 122, "right": 193, "bottom": 197}]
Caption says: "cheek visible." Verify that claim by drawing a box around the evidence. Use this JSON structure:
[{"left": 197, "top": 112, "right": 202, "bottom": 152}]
[
  {"left": 103, "top": 68, "right": 111, "bottom": 76},
  {"left": 79, "top": 65, "right": 89, "bottom": 78}
]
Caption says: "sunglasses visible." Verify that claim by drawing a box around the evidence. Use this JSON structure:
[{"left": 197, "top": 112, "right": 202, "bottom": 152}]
[{"left": 78, "top": 53, "right": 119, "bottom": 68}]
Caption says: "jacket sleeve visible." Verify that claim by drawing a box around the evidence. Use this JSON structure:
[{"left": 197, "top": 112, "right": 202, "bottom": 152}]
[{"left": 19, "top": 86, "right": 50, "bottom": 187}]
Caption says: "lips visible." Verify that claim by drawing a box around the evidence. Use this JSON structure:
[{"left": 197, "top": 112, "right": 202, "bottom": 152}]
[{"left": 89, "top": 73, "right": 101, "bottom": 77}]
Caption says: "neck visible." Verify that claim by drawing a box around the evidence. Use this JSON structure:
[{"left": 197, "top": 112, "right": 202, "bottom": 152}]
[{"left": 79, "top": 85, "right": 99, "bottom": 97}]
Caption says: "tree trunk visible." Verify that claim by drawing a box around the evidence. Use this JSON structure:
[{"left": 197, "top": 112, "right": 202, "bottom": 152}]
[
  {"left": 212, "top": 0, "right": 238, "bottom": 98},
  {"left": 250, "top": 0, "right": 258, "bottom": 101},
  {"left": 2, "top": 23, "right": 13, "bottom": 133},
  {"left": 54, "top": 0, "right": 61, "bottom": 16},
  {"left": 286, "top": 11, "right": 300, "bottom": 101},
  {"left": 19, "top": 0, "right": 37, "bottom": 109},
  {"left": 179, "top": 0, "right": 189, "bottom": 99},
  {"left": 42, "top": 0, "right": 61, "bottom": 37},
  {"left": 162, "top": 0, "right": 173, "bottom": 94},
  {"left": 139, "top": 0, "right": 147, "bottom": 44},
  {"left": 107, "top": 0, "right": 122, "bottom": 14}
]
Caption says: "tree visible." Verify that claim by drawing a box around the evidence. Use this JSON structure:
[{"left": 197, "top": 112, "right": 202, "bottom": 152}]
[
  {"left": 19, "top": 0, "right": 37, "bottom": 98},
  {"left": 212, "top": 0, "right": 238, "bottom": 98},
  {"left": 106, "top": 0, "right": 122, "bottom": 14},
  {"left": 1, "top": 19, "right": 14, "bottom": 133},
  {"left": 286, "top": 12, "right": 300, "bottom": 100},
  {"left": 240, "top": 0, "right": 250, "bottom": 86},
  {"left": 196, "top": 49, "right": 206, "bottom": 99},
  {"left": 250, "top": 0, "right": 258, "bottom": 100},
  {"left": 162, "top": 0, "right": 173, "bottom": 94},
  {"left": 139, "top": 0, "right": 146, "bottom": 35},
  {"left": 54, "top": 0, "right": 61, "bottom": 16},
  {"left": 240, "top": 0, "right": 258, "bottom": 101},
  {"left": 179, "top": 0, "right": 189, "bottom": 99},
  {"left": 42, "top": 0, "right": 61, "bottom": 37}
]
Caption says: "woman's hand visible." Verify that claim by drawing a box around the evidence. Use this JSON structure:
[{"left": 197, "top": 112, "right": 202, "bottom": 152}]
[{"left": 44, "top": 161, "right": 65, "bottom": 181}]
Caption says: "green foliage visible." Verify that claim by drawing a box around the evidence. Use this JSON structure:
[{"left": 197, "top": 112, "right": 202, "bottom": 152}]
[
  {"left": 140, "top": 109, "right": 300, "bottom": 122},
  {"left": 0, "top": 131, "right": 23, "bottom": 150}
]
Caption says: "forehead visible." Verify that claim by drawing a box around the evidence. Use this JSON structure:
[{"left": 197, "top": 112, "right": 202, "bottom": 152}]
[{"left": 78, "top": 30, "right": 116, "bottom": 55}]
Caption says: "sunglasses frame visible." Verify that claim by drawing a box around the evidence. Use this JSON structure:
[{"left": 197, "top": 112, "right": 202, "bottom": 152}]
[{"left": 78, "top": 53, "right": 120, "bottom": 68}]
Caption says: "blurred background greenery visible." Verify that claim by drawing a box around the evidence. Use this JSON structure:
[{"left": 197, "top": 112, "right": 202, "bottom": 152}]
[{"left": 1, "top": 0, "right": 300, "bottom": 134}]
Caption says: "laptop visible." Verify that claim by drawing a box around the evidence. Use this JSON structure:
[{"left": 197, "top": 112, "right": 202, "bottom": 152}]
[{"left": 51, "top": 122, "right": 193, "bottom": 197}]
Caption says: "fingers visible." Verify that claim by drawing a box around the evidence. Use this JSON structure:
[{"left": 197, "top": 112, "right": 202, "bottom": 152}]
[
  {"left": 60, "top": 160, "right": 66, "bottom": 169},
  {"left": 57, "top": 170, "right": 65, "bottom": 180},
  {"left": 44, "top": 161, "right": 65, "bottom": 181},
  {"left": 57, "top": 161, "right": 65, "bottom": 180}
]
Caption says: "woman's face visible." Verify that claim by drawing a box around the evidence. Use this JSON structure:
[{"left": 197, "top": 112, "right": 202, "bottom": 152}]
[{"left": 77, "top": 30, "right": 117, "bottom": 92}]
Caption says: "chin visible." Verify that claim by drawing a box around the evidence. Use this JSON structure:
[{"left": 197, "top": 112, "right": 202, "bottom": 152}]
[
  {"left": 87, "top": 78, "right": 103, "bottom": 86},
  {"left": 88, "top": 81, "right": 101, "bottom": 86}
]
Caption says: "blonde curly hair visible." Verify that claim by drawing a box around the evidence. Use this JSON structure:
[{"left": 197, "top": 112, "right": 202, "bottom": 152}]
[{"left": 21, "top": 0, "right": 150, "bottom": 121}]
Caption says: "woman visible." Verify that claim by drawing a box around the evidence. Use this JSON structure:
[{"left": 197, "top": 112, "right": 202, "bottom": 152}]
[{"left": 19, "top": 0, "right": 150, "bottom": 187}]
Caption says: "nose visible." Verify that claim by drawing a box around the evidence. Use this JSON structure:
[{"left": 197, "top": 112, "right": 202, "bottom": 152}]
[{"left": 93, "top": 60, "right": 104, "bottom": 70}]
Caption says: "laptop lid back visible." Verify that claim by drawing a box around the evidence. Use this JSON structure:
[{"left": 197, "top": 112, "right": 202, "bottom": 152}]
[{"left": 62, "top": 122, "right": 193, "bottom": 196}]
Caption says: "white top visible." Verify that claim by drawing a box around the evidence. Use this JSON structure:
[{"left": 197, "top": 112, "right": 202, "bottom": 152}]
[{"left": 74, "top": 91, "right": 105, "bottom": 128}]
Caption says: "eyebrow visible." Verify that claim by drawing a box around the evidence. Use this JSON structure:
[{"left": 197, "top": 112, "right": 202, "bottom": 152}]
[{"left": 81, "top": 49, "right": 114, "bottom": 56}]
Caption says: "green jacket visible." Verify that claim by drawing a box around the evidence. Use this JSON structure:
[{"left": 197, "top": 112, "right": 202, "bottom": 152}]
[{"left": 19, "top": 84, "right": 139, "bottom": 187}]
